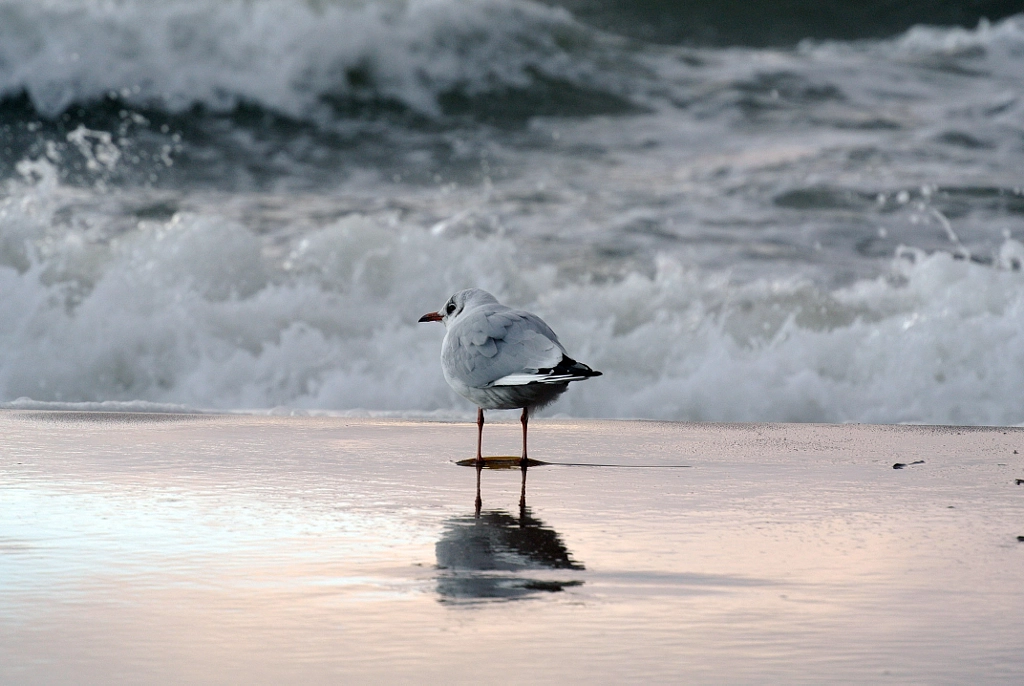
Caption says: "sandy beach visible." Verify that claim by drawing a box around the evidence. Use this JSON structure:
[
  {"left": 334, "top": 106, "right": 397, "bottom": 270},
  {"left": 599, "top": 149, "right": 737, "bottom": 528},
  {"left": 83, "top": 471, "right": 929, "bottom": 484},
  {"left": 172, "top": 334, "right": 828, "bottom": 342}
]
[{"left": 2, "top": 411, "right": 1022, "bottom": 684}]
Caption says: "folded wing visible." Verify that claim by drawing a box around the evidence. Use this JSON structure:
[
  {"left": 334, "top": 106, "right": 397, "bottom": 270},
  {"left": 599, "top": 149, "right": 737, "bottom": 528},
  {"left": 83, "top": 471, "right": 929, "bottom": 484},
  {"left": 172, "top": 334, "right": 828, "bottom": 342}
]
[{"left": 445, "top": 307, "right": 568, "bottom": 389}]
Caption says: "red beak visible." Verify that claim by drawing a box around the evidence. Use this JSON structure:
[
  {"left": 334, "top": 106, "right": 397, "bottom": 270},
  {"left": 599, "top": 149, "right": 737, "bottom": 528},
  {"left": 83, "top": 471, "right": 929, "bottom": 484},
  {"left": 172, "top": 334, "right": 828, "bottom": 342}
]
[{"left": 418, "top": 311, "right": 443, "bottom": 322}]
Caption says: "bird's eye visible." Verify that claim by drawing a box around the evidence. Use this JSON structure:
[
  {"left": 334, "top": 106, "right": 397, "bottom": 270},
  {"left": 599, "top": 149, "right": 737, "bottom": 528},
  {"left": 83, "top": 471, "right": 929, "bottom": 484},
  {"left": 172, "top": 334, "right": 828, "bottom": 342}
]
[{"left": 446, "top": 302, "right": 456, "bottom": 315}]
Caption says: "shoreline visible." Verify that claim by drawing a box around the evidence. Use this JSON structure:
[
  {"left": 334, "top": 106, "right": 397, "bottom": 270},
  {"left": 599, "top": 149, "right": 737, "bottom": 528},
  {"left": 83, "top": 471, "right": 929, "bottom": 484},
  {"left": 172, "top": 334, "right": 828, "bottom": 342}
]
[{"left": 5, "top": 405, "right": 1024, "bottom": 425}]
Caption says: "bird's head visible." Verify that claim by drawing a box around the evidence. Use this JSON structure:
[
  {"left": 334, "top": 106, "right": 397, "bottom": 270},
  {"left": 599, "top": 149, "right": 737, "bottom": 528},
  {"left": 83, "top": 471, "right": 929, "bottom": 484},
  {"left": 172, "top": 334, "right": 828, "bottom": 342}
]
[{"left": 419, "top": 288, "right": 499, "bottom": 326}]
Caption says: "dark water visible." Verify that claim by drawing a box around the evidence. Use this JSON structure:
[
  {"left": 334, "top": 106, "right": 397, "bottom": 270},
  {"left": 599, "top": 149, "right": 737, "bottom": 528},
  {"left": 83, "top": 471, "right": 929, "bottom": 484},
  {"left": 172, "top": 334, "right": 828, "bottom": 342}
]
[
  {"left": 1, "top": 0, "right": 1023, "bottom": 423},
  {"left": 548, "top": 0, "right": 1024, "bottom": 45}
]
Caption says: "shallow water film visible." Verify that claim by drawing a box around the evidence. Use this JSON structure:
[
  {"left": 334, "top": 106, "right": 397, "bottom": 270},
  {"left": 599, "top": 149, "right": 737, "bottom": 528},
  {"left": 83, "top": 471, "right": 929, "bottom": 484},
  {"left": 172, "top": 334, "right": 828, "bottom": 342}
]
[{"left": 2, "top": 413, "right": 1024, "bottom": 684}]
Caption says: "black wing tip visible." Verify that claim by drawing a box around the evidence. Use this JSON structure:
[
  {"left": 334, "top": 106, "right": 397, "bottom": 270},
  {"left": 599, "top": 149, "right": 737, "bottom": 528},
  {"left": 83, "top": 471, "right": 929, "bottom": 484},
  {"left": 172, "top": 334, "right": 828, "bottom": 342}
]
[{"left": 541, "top": 355, "right": 602, "bottom": 378}]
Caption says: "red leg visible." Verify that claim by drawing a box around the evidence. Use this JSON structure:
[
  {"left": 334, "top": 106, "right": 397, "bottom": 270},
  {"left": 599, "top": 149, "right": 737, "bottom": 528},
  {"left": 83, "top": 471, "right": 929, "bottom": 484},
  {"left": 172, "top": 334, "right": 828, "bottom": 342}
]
[
  {"left": 476, "top": 407, "right": 485, "bottom": 463},
  {"left": 520, "top": 407, "right": 529, "bottom": 464}
]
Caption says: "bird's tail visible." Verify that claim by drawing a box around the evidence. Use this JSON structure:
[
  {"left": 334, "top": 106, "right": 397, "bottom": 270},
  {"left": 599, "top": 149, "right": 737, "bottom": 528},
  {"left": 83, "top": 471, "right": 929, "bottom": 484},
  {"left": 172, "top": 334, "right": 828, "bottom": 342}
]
[
  {"left": 548, "top": 355, "right": 602, "bottom": 379},
  {"left": 492, "top": 355, "right": 602, "bottom": 387}
]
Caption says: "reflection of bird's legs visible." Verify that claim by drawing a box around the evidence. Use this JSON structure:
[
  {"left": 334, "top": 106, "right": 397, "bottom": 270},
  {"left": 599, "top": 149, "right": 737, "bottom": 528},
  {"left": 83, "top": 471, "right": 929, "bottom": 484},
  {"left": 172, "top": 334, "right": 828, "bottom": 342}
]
[
  {"left": 475, "top": 461, "right": 482, "bottom": 517},
  {"left": 519, "top": 461, "right": 528, "bottom": 513},
  {"left": 476, "top": 407, "right": 485, "bottom": 463},
  {"left": 475, "top": 462, "right": 483, "bottom": 516},
  {"left": 520, "top": 407, "right": 529, "bottom": 464}
]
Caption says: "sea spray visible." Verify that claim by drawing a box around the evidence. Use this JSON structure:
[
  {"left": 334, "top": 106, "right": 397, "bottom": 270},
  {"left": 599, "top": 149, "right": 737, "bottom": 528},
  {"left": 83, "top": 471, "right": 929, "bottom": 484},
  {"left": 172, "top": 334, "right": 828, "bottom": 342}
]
[
  {"left": 2, "top": 162, "right": 1023, "bottom": 423},
  {"left": 1, "top": 2, "right": 1023, "bottom": 424}
]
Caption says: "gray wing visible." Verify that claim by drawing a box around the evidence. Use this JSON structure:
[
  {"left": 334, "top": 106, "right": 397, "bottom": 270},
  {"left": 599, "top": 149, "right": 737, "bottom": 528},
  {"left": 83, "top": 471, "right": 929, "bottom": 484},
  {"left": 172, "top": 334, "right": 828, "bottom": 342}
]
[{"left": 444, "top": 307, "right": 566, "bottom": 389}]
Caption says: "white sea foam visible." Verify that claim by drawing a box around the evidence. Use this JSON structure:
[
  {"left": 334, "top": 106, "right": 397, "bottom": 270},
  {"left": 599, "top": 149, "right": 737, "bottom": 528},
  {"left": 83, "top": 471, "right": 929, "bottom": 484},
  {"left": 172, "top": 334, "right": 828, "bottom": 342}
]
[
  {"left": 2, "top": 5, "right": 1024, "bottom": 425},
  {"left": 0, "top": 0, "right": 618, "bottom": 118},
  {"left": 2, "top": 165, "right": 1023, "bottom": 425},
  {"left": 0, "top": 398, "right": 201, "bottom": 413},
  {"left": 2, "top": 0, "right": 1021, "bottom": 124}
]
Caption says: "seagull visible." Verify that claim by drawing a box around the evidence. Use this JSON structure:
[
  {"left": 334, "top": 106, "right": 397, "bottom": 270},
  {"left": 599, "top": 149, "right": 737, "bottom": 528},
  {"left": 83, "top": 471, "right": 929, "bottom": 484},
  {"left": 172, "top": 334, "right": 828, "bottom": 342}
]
[{"left": 419, "top": 289, "right": 601, "bottom": 464}]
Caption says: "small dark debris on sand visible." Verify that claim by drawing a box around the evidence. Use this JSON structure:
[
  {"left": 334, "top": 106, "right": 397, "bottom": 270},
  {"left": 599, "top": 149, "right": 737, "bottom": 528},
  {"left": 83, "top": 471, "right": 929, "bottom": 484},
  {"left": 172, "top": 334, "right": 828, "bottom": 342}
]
[
  {"left": 1018, "top": 536, "right": 1024, "bottom": 543},
  {"left": 1016, "top": 479, "right": 1024, "bottom": 485},
  {"left": 893, "top": 460, "right": 925, "bottom": 470}
]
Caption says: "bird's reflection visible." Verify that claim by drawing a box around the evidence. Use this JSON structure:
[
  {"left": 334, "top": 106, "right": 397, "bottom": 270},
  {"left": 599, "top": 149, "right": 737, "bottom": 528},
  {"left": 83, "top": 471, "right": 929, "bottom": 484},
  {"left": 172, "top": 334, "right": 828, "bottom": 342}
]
[{"left": 435, "top": 463, "right": 584, "bottom": 602}]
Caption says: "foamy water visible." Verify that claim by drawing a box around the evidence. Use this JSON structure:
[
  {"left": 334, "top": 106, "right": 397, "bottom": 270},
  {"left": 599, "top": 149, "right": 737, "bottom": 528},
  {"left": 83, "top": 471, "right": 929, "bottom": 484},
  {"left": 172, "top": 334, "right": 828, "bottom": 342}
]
[{"left": 1, "top": 0, "right": 1023, "bottom": 424}]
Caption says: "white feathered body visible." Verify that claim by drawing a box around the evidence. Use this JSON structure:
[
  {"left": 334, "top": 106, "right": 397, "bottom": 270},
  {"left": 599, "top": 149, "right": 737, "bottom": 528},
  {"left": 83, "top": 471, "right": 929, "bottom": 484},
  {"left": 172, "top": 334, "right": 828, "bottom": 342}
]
[{"left": 436, "top": 289, "right": 599, "bottom": 412}]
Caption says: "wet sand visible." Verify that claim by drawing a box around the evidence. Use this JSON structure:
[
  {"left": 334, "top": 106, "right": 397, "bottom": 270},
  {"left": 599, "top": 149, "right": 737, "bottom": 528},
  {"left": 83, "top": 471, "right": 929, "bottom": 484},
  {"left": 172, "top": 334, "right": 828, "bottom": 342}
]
[{"left": 2, "top": 412, "right": 1023, "bottom": 684}]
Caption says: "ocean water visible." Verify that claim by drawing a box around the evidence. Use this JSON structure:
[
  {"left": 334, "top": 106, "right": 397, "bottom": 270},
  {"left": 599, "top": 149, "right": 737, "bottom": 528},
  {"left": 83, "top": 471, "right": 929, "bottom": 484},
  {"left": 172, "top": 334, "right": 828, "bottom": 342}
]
[{"left": 1, "top": 0, "right": 1023, "bottom": 424}]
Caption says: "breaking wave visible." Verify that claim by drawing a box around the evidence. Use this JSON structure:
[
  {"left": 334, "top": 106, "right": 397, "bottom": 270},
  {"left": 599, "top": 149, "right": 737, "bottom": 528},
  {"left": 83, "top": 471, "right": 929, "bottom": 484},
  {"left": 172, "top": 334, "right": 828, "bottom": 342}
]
[
  {"left": 0, "top": 0, "right": 636, "bottom": 122},
  {"left": 2, "top": 163, "right": 1023, "bottom": 425},
  {"left": 1, "top": 3, "right": 1023, "bottom": 424}
]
